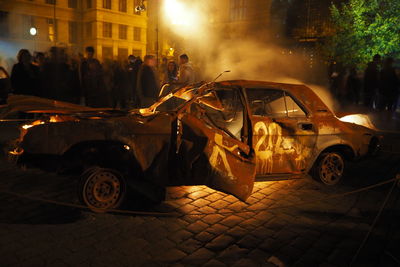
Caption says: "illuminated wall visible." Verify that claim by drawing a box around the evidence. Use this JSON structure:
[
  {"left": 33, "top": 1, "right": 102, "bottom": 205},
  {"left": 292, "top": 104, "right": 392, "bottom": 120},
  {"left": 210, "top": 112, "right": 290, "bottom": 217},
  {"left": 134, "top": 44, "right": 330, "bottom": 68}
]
[{"left": 0, "top": 0, "right": 147, "bottom": 66}]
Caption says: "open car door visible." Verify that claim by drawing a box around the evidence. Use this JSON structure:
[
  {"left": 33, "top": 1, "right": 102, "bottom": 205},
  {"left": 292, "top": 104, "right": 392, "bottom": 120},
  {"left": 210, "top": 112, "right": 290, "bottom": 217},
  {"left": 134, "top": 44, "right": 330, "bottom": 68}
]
[{"left": 177, "top": 86, "right": 256, "bottom": 201}]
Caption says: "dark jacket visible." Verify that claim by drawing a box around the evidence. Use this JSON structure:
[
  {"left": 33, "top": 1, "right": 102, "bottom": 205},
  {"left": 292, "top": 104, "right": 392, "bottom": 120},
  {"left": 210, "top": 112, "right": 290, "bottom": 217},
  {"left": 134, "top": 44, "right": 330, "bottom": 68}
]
[
  {"left": 380, "top": 66, "right": 399, "bottom": 97},
  {"left": 137, "top": 64, "right": 159, "bottom": 106},
  {"left": 363, "top": 62, "right": 380, "bottom": 96},
  {"left": 10, "top": 63, "right": 41, "bottom": 96}
]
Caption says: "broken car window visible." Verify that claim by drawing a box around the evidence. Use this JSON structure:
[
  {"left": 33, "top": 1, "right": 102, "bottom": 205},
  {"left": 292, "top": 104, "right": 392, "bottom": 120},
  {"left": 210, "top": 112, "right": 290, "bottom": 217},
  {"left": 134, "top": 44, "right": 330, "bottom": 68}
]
[
  {"left": 247, "top": 88, "right": 306, "bottom": 118},
  {"left": 196, "top": 88, "right": 244, "bottom": 141}
]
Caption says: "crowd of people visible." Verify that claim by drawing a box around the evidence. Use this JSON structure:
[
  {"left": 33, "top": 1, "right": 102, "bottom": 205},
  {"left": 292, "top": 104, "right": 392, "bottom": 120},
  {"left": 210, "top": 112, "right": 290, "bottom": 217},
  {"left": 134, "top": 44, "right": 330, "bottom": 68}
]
[
  {"left": 1, "top": 47, "right": 399, "bottom": 114},
  {"left": 329, "top": 54, "right": 399, "bottom": 112},
  {"left": 0, "top": 46, "right": 195, "bottom": 108}
]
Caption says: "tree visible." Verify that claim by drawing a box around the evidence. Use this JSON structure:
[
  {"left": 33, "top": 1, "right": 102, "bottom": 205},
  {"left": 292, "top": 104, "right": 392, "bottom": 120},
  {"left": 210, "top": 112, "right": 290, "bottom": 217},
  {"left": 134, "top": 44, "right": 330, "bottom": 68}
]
[{"left": 325, "top": 0, "right": 400, "bottom": 69}]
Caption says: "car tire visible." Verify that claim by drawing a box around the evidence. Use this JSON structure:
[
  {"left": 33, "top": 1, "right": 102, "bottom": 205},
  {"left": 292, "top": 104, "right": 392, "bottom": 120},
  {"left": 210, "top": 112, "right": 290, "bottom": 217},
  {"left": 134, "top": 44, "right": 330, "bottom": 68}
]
[
  {"left": 78, "top": 166, "right": 127, "bottom": 213},
  {"left": 311, "top": 152, "right": 345, "bottom": 186}
]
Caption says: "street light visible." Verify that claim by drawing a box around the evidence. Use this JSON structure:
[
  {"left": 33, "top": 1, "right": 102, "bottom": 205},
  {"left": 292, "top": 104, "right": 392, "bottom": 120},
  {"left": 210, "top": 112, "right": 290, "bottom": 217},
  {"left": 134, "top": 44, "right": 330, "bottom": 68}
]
[{"left": 29, "top": 27, "right": 37, "bottom": 36}]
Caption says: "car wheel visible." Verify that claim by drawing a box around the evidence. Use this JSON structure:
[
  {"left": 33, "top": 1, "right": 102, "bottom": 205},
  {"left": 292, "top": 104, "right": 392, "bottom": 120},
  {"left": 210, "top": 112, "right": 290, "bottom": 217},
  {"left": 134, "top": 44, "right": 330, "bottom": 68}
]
[
  {"left": 312, "top": 152, "right": 345, "bottom": 185},
  {"left": 79, "top": 167, "right": 127, "bottom": 212}
]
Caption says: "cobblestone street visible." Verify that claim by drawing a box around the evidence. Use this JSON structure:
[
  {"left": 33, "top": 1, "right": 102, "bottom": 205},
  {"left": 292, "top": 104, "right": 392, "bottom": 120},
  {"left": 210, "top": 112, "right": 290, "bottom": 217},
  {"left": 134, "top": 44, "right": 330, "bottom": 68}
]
[{"left": 1, "top": 142, "right": 400, "bottom": 267}]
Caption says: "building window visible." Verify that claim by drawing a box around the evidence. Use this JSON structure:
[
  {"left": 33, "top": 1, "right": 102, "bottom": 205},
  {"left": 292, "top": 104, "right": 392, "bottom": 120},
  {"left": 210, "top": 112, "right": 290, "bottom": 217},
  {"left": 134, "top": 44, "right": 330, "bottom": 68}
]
[
  {"left": 85, "top": 22, "right": 92, "bottom": 38},
  {"left": 45, "top": 0, "right": 56, "bottom": 5},
  {"left": 132, "top": 49, "right": 142, "bottom": 58},
  {"left": 134, "top": 0, "right": 141, "bottom": 15},
  {"left": 102, "top": 46, "right": 113, "bottom": 60},
  {"left": 118, "top": 48, "right": 128, "bottom": 61},
  {"left": 119, "top": 0, "right": 127, "bottom": 12},
  {"left": 230, "top": 0, "right": 247, "bottom": 21},
  {"left": 47, "top": 18, "right": 56, "bottom": 42},
  {"left": 103, "top": 0, "right": 111, "bottom": 9},
  {"left": 68, "top": 21, "right": 78, "bottom": 43},
  {"left": 86, "top": 0, "right": 92, "bottom": 8},
  {"left": 103, "top": 22, "right": 112, "bottom": 38},
  {"left": 133, "top": 27, "right": 141, "bottom": 41},
  {"left": 68, "top": 0, "right": 78, "bottom": 8},
  {"left": 119, "top": 25, "right": 127, "bottom": 40},
  {"left": 0, "top": 11, "right": 9, "bottom": 38}
]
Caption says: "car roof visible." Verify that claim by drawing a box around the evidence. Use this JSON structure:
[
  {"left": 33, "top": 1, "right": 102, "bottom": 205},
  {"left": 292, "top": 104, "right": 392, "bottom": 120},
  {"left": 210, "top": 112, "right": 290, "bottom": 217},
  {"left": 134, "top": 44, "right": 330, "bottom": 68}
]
[{"left": 215, "top": 80, "right": 333, "bottom": 117}]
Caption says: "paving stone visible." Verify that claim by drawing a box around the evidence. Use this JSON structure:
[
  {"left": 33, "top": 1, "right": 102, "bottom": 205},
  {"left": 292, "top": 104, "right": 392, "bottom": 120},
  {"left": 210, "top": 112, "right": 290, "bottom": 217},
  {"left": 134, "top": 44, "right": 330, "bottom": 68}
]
[
  {"left": 157, "top": 248, "right": 187, "bottom": 263},
  {"left": 203, "top": 259, "right": 227, "bottom": 267},
  {"left": 247, "top": 248, "right": 272, "bottom": 265},
  {"left": 226, "top": 225, "right": 248, "bottom": 238},
  {"left": 205, "top": 235, "right": 236, "bottom": 251},
  {"left": 196, "top": 206, "right": 217, "bottom": 214},
  {"left": 168, "top": 229, "right": 193, "bottom": 243},
  {"left": 206, "top": 224, "right": 229, "bottom": 236},
  {"left": 191, "top": 198, "right": 211, "bottom": 208},
  {"left": 182, "top": 248, "right": 215, "bottom": 265},
  {"left": 225, "top": 202, "right": 248, "bottom": 212},
  {"left": 194, "top": 231, "right": 215, "bottom": 243},
  {"left": 188, "top": 190, "right": 210, "bottom": 199},
  {"left": 205, "top": 193, "right": 225, "bottom": 202},
  {"left": 237, "top": 235, "right": 262, "bottom": 249},
  {"left": 251, "top": 226, "right": 275, "bottom": 239},
  {"left": 231, "top": 258, "right": 260, "bottom": 267},
  {"left": 202, "top": 214, "right": 225, "bottom": 225},
  {"left": 219, "top": 215, "right": 243, "bottom": 227},
  {"left": 187, "top": 220, "right": 209, "bottom": 233},
  {"left": 259, "top": 237, "right": 287, "bottom": 252},
  {"left": 217, "top": 245, "right": 249, "bottom": 264},
  {"left": 209, "top": 199, "right": 230, "bottom": 209},
  {"left": 178, "top": 238, "right": 204, "bottom": 254}
]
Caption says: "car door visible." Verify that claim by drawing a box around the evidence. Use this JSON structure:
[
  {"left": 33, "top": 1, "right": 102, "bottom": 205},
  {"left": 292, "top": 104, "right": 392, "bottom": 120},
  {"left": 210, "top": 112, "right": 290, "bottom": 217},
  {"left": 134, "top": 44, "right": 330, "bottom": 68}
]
[
  {"left": 246, "top": 88, "right": 317, "bottom": 176},
  {"left": 176, "top": 87, "right": 256, "bottom": 201}
]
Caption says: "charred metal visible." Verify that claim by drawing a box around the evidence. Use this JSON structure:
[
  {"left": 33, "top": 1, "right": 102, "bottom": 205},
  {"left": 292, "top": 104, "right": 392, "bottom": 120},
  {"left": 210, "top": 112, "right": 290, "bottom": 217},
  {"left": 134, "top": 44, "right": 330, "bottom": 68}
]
[{"left": 2, "top": 80, "right": 381, "bottom": 211}]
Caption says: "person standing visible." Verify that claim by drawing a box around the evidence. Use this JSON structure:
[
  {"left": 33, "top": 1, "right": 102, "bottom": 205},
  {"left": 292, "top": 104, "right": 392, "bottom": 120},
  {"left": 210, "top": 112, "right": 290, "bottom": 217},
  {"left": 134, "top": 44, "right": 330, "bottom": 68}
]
[
  {"left": 363, "top": 54, "right": 381, "bottom": 108},
  {"left": 81, "top": 46, "right": 108, "bottom": 107},
  {"left": 10, "top": 49, "right": 40, "bottom": 96},
  {"left": 379, "top": 57, "right": 399, "bottom": 112},
  {"left": 0, "top": 66, "right": 11, "bottom": 104},
  {"left": 127, "top": 55, "right": 142, "bottom": 108},
  {"left": 176, "top": 54, "right": 195, "bottom": 87},
  {"left": 136, "top": 55, "right": 159, "bottom": 107},
  {"left": 41, "top": 47, "right": 78, "bottom": 103}
]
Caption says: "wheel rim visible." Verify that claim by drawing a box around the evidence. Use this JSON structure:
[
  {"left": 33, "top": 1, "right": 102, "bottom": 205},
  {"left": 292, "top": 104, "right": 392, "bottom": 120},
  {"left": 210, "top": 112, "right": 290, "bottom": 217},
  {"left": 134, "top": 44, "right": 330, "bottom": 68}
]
[
  {"left": 319, "top": 153, "right": 344, "bottom": 185},
  {"left": 83, "top": 169, "right": 124, "bottom": 210}
]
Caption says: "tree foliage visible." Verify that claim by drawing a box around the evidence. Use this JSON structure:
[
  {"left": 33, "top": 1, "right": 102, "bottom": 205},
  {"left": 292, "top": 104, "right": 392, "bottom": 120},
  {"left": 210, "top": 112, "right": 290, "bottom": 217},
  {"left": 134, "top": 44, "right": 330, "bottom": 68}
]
[{"left": 326, "top": 0, "right": 400, "bottom": 68}]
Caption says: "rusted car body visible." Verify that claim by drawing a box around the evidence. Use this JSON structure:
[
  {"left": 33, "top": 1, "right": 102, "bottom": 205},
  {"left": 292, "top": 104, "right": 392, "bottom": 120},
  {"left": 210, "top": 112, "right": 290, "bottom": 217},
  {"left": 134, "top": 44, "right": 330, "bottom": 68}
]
[{"left": 4, "top": 80, "right": 380, "bottom": 211}]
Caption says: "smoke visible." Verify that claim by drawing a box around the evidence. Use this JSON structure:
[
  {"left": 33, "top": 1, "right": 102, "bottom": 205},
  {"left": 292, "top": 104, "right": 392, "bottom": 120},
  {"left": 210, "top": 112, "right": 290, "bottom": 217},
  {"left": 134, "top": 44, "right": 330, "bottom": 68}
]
[
  {"left": 162, "top": 0, "right": 339, "bottom": 112},
  {"left": 0, "top": 41, "right": 19, "bottom": 74}
]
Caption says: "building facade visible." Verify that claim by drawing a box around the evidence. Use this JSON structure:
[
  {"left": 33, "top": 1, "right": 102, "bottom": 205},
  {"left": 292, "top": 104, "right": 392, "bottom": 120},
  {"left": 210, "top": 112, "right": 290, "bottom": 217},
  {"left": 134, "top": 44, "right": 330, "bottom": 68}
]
[{"left": 0, "top": 0, "right": 147, "bottom": 64}]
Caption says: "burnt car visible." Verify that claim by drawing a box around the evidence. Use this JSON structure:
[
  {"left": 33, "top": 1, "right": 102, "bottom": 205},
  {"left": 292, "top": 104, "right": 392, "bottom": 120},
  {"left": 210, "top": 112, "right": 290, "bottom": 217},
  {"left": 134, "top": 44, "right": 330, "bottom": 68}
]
[{"left": 5, "top": 81, "right": 380, "bottom": 211}]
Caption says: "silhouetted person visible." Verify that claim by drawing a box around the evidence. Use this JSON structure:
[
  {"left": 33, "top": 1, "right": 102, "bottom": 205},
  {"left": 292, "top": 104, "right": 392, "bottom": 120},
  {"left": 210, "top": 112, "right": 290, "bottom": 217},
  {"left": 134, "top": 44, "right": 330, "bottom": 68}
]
[
  {"left": 0, "top": 66, "right": 11, "bottom": 104},
  {"left": 159, "top": 61, "right": 178, "bottom": 97},
  {"left": 10, "top": 49, "right": 40, "bottom": 96},
  {"left": 111, "top": 60, "right": 131, "bottom": 109},
  {"left": 176, "top": 54, "right": 195, "bottom": 87},
  {"left": 33, "top": 52, "right": 46, "bottom": 71},
  {"left": 159, "top": 57, "right": 168, "bottom": 85},
  {"left": 137, "top": 55, "right": 159, "bottom": 107},
  {"left": 127, "top": 55, "right": 142, "bottom": 107},
  {"left": 363, "top": 54, "right": 381, "bottom": 108},
  {"left": 379, "top": 57, "right": 399, "bottom": 111},
  {"left": 41, "top": 47, "right": 77, "bottom": 103},
  {"left": 81, "top": 46, "right": 108, "bottom": 107},
  {"left": 346, "top": 67, "right": 361, "bottom": 105}
]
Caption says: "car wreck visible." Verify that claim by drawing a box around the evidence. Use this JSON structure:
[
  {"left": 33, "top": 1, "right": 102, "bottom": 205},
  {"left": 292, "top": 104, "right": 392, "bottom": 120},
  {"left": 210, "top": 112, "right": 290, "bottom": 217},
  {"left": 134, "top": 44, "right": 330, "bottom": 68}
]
[{"left": 3, "top": 80, "right": 381, "bottom": 212}]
